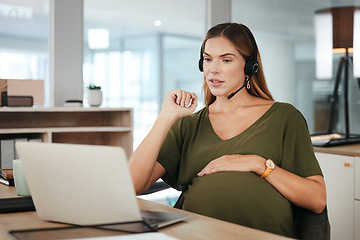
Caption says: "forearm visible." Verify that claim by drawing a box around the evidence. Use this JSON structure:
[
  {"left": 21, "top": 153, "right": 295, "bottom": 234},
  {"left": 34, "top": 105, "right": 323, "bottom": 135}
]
[
  {"left": 130, "top": 89, "right": 197, "bottom": 194},
  {"left": 264, "top": 166, "right": 326, "bottom": 213},
  {"left": 129, "top": 111, "right": 177, "bottom": 194}
]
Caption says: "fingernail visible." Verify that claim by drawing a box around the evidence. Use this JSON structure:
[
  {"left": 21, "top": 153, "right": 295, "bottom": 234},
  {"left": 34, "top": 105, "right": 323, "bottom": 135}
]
[{"left": 185, "top": 98, "right": 193, "bottom": 108}]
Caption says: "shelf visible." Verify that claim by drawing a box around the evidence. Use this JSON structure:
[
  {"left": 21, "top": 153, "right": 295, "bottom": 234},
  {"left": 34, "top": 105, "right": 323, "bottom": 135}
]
[
  {"left": 0, "top": 107, "right": 133, "bottom": 157},
  {"left": 0, "top": 107, "right": 133, "bottom": 129},
  {"left": 0, "top": 127, "right": 132, "bottom": 134}
]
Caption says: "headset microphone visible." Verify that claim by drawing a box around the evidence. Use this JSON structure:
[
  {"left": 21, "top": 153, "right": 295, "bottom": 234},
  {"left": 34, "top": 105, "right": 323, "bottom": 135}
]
[
  {"left": 227, "top": 71, "right": 256, "bottom": 100},
  {"left": 227, "top": 82, "right": 246, "bottom": 99}
]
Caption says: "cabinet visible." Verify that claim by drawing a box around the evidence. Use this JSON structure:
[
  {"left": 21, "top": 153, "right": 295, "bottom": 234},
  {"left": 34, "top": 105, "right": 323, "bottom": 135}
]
[
  {"left": 356, "top": 196, "right": 360, "bottom": 240},
  {"left": 355, "top": 157, "right": 360, "bottom": 240},
  {"left": 314, "top": 145, "right": 360, "bottom": 240},
  {"left": 0, "top": 107, "right": 133, "bottom": 157}
]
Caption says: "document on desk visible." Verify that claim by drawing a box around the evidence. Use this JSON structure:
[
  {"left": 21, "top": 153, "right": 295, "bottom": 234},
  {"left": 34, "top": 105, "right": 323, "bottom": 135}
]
[{"left": 67, "top": 232, "right": 178, "bottom": 240}]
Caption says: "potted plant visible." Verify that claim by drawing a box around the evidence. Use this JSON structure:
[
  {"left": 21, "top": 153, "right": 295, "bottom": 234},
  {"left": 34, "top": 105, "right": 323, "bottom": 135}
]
[{"left": 87, "top": 84, "right": 102, "bottom": 107}]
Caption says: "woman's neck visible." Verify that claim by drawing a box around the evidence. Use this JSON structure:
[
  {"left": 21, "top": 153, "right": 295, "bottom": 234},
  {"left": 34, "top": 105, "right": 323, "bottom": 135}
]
[{"left": 209, "top": 92, "right": 273, "bottom": 114}]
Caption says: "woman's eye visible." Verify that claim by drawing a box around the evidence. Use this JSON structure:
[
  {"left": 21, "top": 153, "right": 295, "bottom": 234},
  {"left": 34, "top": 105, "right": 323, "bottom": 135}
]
[
  {"left": 223, "top": 59, "right": 232, "bottom": 63},
  {"left": 204, "top": 58, "right": 211, "bottom": 62}
]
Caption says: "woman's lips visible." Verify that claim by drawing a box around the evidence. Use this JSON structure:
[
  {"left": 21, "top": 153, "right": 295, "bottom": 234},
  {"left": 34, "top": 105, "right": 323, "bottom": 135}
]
[{"left": 209, "top": 79, "right": 224, "bottom": 87}]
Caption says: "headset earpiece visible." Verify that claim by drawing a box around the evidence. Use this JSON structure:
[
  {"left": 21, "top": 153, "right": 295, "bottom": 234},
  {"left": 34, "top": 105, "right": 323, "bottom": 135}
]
[
  {"left": 244, "top": 58, "right": 259, "bottom": 76},
  {"left": 198, "top": 58, "right": 204, "bottom": 72},
  {"left": 244, "top": 29, "right": 259, "bottom": 77},
  {"left": 198, "top": 48, "right": 204, "bottom": 72}
]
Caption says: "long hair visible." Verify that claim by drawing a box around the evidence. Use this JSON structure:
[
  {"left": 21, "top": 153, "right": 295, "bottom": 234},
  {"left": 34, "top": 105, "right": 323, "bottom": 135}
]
[{"left": 201, "top": 22, "right": 273, "bottom": 105}]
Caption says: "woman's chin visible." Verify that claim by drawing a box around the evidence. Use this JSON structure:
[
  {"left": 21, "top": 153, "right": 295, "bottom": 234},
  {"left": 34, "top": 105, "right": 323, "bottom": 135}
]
[{"left": 209, "top": 89, "right": 228, "bottom": 98}]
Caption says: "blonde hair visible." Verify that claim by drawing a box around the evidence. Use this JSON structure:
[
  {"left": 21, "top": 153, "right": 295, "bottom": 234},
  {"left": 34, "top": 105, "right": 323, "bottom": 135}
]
[{"left": 201, "top": 23, "right": 273, "bottom": 105}]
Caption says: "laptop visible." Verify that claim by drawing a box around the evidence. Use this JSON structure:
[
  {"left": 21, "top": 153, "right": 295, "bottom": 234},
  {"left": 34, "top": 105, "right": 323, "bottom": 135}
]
[{"left": 15, "top": 141, "right": 187, "bottom": 229}]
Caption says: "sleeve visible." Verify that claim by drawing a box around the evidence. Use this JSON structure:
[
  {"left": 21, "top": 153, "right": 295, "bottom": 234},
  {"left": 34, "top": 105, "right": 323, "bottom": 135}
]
[
  {"left": 280, "top": 108, "right": 323, "bottom": 178},
  {"left": 156, "top": 118, "right": 184, "bottom": 190}
]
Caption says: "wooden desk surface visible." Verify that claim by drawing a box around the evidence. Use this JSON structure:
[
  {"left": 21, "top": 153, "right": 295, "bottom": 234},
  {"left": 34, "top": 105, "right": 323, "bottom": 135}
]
[
  {"left": 0, "top": 185, "right": 293, "bottom": 240},
  {"left": 314, "top": 143, "right": 360, "bottom": 157}
]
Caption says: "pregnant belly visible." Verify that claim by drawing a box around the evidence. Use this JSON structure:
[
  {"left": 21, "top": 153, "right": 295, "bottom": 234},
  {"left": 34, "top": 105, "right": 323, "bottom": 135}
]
[{"left": 182, "top": 171, "right": 293, "bottom": 235}]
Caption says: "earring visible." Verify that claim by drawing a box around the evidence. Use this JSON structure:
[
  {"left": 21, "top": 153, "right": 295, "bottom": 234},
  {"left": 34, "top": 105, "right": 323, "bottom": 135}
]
[{"left": 246, "top": 76, "right": 251, "bottom": 89}]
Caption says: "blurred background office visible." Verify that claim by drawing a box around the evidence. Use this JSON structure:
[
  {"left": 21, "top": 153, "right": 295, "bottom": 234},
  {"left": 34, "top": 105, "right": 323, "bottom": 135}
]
[{"left": 0, "top": 0, "right": 359, "bottom": 149}]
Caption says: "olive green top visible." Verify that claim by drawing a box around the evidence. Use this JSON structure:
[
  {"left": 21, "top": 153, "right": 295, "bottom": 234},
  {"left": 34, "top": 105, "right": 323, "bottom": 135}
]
[{"left": 157, "top": 102, "right": 322, "bottom": 238}]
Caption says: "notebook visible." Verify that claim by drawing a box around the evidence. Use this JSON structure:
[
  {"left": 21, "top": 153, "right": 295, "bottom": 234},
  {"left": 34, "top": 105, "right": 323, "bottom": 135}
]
[{"left": 15, "top": 142, "right": 187, "bottom": 229}]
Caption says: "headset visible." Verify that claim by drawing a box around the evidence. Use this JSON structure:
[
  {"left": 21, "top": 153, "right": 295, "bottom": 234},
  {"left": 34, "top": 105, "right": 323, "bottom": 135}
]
[
  {"left": 198, "top": 28, "right": 259, "bottom": 75},
  {"left": 198, "top": 26, "right": 259, "bottom": 99}
]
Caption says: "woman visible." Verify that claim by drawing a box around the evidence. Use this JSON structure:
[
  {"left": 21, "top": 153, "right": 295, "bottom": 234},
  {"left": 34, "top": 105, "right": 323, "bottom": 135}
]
[{"left": 129, "top": 22, "right": 326, "bottom": 238}]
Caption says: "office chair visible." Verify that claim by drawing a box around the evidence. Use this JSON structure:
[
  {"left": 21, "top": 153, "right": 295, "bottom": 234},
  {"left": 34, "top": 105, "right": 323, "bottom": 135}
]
[
  {"left": 140, "top": 181, "right": 170, "bottom": 195},
  {"left": 293, "top": 204, "right": 331, "bottom": 240},
  {"left": 173, "top": 192, "right": 331, "bottom": 240}
]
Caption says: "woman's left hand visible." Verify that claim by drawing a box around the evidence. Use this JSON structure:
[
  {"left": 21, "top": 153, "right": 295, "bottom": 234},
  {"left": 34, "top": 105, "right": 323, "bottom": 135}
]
[{"left": 197, "top": 154, "right": 265, "bottom": 177}]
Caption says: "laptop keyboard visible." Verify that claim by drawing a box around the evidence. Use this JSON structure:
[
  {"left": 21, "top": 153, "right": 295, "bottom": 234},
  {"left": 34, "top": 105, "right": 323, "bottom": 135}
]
[{"left": 143, "top": 216, "right": 166, "bottom": 226}]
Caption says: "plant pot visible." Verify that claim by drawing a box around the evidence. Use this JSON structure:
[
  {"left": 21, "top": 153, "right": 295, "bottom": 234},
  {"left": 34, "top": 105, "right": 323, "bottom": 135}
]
[{"left": 87, "top": 89, "right": 102, "bottom": 107}]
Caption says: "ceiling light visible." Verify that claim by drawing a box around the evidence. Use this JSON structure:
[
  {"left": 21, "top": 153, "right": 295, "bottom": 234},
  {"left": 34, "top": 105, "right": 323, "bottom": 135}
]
[
  {"left": 154, "top": 20, "right": 162, "bottom": 27},
  {"left": 87, "top": 28, "right": 109, "bottom": 49}
]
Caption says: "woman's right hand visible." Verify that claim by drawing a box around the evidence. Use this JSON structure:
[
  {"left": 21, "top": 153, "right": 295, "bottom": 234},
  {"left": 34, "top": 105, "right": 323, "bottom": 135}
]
[
  {"left": 129, "top": 89, "right": 197, "bottom": 194},
  {"left": 161, "top": 89, "right": 198, "bottom": 119}
]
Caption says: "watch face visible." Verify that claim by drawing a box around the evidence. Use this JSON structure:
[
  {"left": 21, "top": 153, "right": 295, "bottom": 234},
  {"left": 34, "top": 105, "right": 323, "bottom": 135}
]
[{"left": 266, "top": 160, "right": 275, "bottom": 170}]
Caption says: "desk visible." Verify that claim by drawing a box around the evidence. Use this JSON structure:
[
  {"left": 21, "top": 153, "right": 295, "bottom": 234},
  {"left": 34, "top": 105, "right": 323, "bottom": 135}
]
[{"left": 0, "top": 185, "right": 292, "bottom": 240}]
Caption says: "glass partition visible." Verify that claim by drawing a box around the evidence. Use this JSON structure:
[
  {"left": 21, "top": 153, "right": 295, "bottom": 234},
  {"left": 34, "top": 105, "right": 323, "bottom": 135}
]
[
  {"left": 0, "top": 0, "right": 49, "bottom": 105},
  {"left": 162, "top": 35, "right": 203, "bottom": 109},
  {"left": 84, "top": 0, "right": 205, "bottom": 148},
  {"left": 83, "top": 33, "right": 202, "bottom": 148},
  {"left": 232, "top": 0, "right": 360, "bottom": 135}
]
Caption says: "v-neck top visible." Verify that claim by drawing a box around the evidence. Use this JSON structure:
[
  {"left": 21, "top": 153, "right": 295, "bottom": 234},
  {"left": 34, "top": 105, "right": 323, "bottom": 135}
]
[
  {"left": 157, "top": 102, "right": 322, "bottom": 238},
  {"left": 207, "top": 102, "right": 275, "bottom": 141}
]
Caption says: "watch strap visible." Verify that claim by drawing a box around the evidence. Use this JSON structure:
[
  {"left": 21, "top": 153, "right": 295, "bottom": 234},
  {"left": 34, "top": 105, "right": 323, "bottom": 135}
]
[{"left": 260, "top": 167, "right": 271, "bottom": 178}]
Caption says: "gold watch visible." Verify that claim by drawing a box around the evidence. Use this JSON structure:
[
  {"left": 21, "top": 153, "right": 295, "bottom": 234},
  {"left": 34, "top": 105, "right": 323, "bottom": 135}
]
[{"left": 260, "top": 159, "right": 275, "bottom": 178}]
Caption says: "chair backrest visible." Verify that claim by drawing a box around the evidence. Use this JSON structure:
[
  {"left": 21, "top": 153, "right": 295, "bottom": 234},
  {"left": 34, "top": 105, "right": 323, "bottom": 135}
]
[
  {"left": 293, "top": 205, "right": 331, "bottom": 240},
  {"left": 173, "top": 192, "right": 185, "bottom": 209},
  {"left": 174, "top": 192, "right": 330, "bottom": 240}
]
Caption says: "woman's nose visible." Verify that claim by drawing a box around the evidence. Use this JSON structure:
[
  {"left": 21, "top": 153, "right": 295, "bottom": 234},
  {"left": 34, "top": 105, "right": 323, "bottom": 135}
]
[{"left": 208, "top": 60, "right": 220, "bottom": 74}]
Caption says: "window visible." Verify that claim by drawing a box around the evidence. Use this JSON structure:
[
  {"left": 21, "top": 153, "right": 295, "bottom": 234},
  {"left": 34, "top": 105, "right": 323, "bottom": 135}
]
[
  {"left": 0, "top": 0, "right": 49, "bottom": 104},
  {"left": 231, "top": 0, "right": 360, "bottom": 134},
  {"left": 83, "top": 34, "right": 202, "bottom": 148}
]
